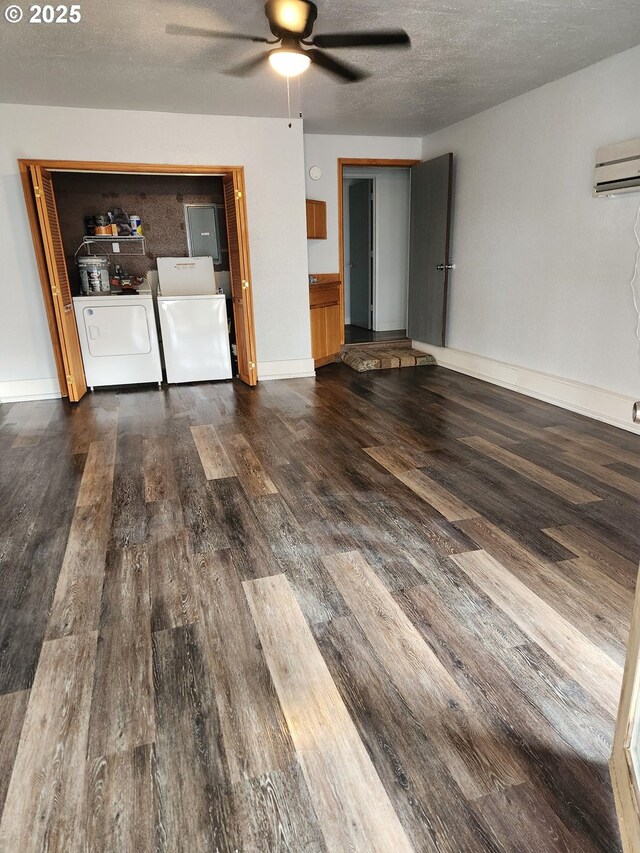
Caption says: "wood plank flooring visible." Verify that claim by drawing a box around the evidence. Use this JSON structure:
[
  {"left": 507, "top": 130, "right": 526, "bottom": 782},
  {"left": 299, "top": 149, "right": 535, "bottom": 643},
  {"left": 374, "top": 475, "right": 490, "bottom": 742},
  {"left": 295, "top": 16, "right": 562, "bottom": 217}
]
[{"left": 0, "top": 364, "right": 638, "bottom": 851}]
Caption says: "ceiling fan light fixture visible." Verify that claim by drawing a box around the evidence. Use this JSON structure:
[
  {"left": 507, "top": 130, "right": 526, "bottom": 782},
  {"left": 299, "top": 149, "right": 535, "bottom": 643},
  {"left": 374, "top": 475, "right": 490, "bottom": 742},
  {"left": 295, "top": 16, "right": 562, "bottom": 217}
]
[
  {"left": 270, "top": 0, "right": 310, "bottom": 33},
  {"left": 168, "top": 2, "right": 410, "bottom": 84},
  {"left": 268, "top": 49, "right": 311, "bottom": 77}
]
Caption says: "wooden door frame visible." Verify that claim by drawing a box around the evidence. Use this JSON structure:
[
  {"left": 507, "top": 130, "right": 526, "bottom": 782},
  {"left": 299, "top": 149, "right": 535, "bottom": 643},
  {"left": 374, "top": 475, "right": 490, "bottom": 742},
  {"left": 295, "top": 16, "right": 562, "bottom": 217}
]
[
  {"left": 337, "top": 158, "right": 420, "bottom": 344},
  {"left": 611, "top": 564, "right": 640, "bottom": 852},
  {"left": 18, "top": 158, "right": 257, "bottom": 397}
]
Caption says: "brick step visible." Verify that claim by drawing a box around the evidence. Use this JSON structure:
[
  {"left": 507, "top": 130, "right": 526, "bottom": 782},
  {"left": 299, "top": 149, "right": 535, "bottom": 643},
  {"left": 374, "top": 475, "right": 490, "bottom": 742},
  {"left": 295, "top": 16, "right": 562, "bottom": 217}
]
[{"left": 341, "top": 347, "right": 436, "bottom": 372}]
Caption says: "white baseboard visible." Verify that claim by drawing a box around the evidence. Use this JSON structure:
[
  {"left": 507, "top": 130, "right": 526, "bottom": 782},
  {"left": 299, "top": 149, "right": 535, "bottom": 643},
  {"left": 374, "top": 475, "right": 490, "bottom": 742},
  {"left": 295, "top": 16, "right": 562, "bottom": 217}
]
[
  {"left": 411, "top": 342, "right": 640, "bottom": 435},
  {"left": 0, "top": 377, "right": 62, "bottom": 403},
  {"left": 258, "top": 358, "right": 316, "bottom": 381}
]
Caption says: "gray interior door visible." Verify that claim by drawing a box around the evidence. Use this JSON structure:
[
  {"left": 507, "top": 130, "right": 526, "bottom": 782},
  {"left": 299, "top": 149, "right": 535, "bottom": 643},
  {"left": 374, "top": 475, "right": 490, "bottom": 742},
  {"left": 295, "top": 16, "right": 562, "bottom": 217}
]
[
  {"left": 407, "top": 154, "right": 453, "bottom": 345},
  {"left": 348, "top": 179, "right": 373, "bottom": 329}
]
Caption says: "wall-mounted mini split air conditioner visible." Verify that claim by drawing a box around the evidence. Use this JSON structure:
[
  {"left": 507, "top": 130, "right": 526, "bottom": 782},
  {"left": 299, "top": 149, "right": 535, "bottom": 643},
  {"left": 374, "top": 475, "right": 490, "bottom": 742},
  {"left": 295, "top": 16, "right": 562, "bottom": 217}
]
[{"left": 594, "top": 137, "right": 640, "bottom": 196}]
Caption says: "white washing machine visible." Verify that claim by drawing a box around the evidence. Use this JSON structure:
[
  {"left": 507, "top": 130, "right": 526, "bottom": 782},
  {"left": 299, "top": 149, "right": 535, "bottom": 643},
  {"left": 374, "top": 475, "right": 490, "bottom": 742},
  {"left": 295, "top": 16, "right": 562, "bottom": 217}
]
[{"left": 73, "top": 292, "right": 162, "bottom": 390}]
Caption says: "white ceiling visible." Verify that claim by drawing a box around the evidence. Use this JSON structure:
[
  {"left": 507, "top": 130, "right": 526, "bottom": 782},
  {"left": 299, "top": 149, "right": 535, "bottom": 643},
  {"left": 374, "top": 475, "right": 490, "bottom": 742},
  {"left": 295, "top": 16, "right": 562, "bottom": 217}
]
[{"left": 1, "top": 0, "right": 639, "bottom": 136}]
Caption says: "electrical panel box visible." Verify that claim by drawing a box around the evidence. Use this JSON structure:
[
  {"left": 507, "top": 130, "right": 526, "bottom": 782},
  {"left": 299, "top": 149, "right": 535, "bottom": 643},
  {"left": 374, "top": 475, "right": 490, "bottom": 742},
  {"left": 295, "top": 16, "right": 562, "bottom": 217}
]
[{"left": 185, "top": 204, "right": 221, "bottom": 262}]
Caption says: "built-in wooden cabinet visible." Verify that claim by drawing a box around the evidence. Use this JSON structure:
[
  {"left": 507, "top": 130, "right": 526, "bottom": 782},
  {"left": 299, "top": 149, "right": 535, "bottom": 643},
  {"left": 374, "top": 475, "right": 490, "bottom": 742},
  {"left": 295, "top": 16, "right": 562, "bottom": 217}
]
[
  {"left": 310, "top": 275, "right": 342, "bottom": 367},
  {"left": 306, "top": 199, "right": 327, "bottom": 240}
]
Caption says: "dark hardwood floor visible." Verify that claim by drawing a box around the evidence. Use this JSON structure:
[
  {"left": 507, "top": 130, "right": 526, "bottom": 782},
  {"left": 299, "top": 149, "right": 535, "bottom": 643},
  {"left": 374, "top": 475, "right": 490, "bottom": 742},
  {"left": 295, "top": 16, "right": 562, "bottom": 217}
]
[
  {"left": 0, "top": 363, "right": 638, "bottom": 851},
  {"left": 344, "top": 324, "right": 407, "bottom": 344}
]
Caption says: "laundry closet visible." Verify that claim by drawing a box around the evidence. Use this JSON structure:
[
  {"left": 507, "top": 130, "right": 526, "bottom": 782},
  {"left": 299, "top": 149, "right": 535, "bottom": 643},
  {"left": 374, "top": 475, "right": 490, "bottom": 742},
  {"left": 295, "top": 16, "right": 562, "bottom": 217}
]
[
  {"left": 21, "top": 160, "right": 258, "bottom": 402},
  {"left": 52, "top": 171, "right": 234, "bottom": 389}
]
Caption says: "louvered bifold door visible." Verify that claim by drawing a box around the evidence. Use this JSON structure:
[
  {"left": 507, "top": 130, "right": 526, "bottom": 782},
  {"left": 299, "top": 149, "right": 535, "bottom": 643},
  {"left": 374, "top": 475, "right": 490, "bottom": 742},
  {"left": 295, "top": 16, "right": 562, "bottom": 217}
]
[
  {"left": 30, "top": 166, "right": 87, "bottom": 401},
  {"left": 223, "top": 171, "right": 257, "bottom": 386}
]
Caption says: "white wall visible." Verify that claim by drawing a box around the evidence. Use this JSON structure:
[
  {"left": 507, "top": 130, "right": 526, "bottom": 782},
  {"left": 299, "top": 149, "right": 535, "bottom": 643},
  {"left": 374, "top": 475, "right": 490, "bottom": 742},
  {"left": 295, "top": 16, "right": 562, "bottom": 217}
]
[
  {"left": 343, "top": 167, "right": 411, "bottom": 331},
  {"left": 303, "top": 134, "right": 421, "bottom": 276},
  {"left": 0, "top": 105, "right": 313, "bottom": 400},
  {"left": 420, "top": 43, "right": 640, "bottom": 404}
]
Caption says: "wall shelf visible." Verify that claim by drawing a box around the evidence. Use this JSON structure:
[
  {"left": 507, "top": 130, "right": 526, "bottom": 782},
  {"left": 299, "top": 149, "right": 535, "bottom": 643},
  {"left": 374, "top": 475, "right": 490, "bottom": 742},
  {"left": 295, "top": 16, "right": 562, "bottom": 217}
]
[{"left": 80, "top": 235, "right": 147, "bottom": 257}]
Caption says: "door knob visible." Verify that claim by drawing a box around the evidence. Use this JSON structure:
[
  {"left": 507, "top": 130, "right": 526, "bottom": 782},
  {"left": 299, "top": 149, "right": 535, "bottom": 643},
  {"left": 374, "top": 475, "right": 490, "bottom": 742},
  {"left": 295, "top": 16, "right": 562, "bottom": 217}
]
[{"left": 437, "top": 261, "right": 455, "bottom": 271}]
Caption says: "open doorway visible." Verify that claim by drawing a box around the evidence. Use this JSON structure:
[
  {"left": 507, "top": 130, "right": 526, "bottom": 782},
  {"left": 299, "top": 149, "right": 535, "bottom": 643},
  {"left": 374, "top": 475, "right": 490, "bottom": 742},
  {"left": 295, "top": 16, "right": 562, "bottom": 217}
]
[
  {"left": 338, "top": 155, "right": 454, "bottom": 355},
  {"left": 19, "top": 160, "right": 258, "bottom": 402},
  {"left": 341, "top": 164, "right": 412, "bottom": 345}
]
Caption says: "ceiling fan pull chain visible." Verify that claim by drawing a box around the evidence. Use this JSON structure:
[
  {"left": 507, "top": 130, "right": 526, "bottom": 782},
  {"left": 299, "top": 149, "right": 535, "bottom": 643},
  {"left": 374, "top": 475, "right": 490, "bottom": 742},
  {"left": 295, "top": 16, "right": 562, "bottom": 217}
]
[
  {"left": 297, "top": 74, "right": 303, "bottom": 118},
  {"left": 286, "top": 75, "right": 292, "bottom": 125}
]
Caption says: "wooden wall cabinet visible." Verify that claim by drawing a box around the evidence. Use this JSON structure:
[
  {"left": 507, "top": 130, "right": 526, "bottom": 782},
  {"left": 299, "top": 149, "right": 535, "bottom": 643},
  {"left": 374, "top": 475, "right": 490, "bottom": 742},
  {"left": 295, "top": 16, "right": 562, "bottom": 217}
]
[
  {"left": 306, "top": 199, "right": 327, "bottom": 240},
  {"left": 310, "top": 276, "right": 342, "bottom": 367}
]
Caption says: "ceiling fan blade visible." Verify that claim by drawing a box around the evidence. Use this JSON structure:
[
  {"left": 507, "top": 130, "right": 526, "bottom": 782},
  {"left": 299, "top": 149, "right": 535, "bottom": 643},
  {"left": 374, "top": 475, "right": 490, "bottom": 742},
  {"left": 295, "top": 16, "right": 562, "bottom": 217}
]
[
  {"left": 225, "top": 53, "right": 271, "bottom": 76},
  {"left": 265, "top": 0, "right": 316, "bottom": 36},
  {"left": 312, "top": 29, "right": 410, "bottom": 49},
  {"left": 307, "top": 49, "right": 368, "bottom": 83},
  {"left": 166, "top": 24, "right": 270, "bottom": 43}
]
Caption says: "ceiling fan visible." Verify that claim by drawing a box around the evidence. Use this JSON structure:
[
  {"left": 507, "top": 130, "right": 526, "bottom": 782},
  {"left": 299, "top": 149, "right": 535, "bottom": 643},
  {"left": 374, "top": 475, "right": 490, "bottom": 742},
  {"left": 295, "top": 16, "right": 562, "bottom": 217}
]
[{"left": 166, "top": 0, "right": 410, "bottom": 82}]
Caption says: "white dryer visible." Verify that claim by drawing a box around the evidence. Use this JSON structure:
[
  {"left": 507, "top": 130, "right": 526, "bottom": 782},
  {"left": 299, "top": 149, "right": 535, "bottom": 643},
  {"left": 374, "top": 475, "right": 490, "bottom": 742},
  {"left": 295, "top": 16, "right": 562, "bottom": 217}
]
[{"left": 73, "top": 292, "right": 162, "bottom": 390}]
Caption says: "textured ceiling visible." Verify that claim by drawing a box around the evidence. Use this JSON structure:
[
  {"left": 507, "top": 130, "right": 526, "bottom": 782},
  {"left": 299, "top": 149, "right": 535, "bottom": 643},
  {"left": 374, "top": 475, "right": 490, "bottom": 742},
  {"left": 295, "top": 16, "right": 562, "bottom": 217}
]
[{"left": 1, "top": 0, "right": 639, "bottom": 136}]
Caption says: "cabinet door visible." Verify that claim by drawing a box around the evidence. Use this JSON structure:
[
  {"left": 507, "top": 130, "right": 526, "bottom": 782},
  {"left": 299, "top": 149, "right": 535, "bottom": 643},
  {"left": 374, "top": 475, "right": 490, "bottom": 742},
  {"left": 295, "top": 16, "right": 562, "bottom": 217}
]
[
  {"left": 313, "top": 201, "right": 327, "bottom": 239},
  {"left": 310, "top": 305, "right": 327, "bottom": 360},
  {"left": 306, "top": 200, "right": 327, "bottom": 240},
  {"left": 306, "top": 200, "right": 317, "bottom": 238},
  {"left": 310, "top": 282, "right": 341, "bottom": 366},
  {"left": 324, "top": 301, "right": 341, "bottom": 356}
]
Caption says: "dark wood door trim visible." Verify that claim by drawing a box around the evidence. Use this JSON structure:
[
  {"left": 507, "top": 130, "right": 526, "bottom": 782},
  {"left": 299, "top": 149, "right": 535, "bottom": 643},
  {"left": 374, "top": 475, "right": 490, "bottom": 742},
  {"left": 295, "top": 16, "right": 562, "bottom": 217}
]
[
  {"left": 18, "top": 159, "right": 258, "bottom": 396},
  {"left": 337, "top": 158, "right": 420, "bottom": 345}
]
